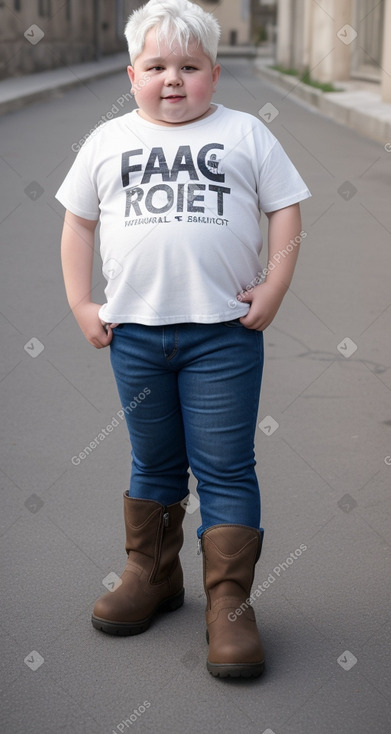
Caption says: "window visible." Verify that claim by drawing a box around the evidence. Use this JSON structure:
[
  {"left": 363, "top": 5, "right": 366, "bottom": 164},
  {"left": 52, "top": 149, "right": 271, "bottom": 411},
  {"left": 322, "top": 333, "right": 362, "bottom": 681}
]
[{"left": 38, "top": 0, "right": 52, "bottom": 17}]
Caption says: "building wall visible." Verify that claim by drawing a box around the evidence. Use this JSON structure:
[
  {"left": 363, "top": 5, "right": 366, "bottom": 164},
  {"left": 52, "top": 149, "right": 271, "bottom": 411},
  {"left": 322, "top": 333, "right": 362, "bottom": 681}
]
[
  {"left": 381, "top": 0, "right": 391, "bottom": 102},
  {"left": 251, "top": 0, "right": 277, "bottom": 45},
  {"left": 276, "top": 0, "right": 390, "bottom": 102},
  {"left": 0, "top": 0, "right": 140, "bottom": 79},
  {"left": 0, "top": 0, "right": 256, "bottom": 79},
  {"left": 197, "top": 0, "right": 251, "bottom": 46},
  {"left": 307, "top": 0, "right": 352, "bottom": 82}
]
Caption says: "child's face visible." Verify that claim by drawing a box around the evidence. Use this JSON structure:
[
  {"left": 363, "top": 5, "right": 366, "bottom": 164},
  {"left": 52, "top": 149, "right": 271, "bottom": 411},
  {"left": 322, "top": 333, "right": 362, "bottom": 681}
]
[{"left": 127, "top": 28, "right": 221, "bottom": 126}]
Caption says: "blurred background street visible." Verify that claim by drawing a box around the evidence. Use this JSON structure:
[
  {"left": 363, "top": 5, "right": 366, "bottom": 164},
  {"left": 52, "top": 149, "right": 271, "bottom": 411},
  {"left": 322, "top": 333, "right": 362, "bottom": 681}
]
[{"left": 1, "top": 2, "right": 391, "bottom": 733}]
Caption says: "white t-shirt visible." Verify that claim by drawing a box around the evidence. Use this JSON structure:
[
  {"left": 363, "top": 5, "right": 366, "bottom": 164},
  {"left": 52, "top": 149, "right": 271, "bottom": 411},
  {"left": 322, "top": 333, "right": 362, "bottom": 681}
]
[{"left": 56, "top": 104, "right": 311, "bottom": 325}]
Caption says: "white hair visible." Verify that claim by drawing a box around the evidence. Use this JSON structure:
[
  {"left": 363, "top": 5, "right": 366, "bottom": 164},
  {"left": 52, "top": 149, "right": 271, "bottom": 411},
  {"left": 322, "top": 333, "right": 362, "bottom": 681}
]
[{"left": 124, "top": 0, "right": 221, "bottom": 65}]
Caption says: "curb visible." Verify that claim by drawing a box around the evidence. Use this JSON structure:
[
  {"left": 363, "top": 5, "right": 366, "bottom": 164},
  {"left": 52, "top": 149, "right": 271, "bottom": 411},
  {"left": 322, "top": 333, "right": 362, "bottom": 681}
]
[{"left": 254, "top": 62, "right": 391, "bottom": 146}]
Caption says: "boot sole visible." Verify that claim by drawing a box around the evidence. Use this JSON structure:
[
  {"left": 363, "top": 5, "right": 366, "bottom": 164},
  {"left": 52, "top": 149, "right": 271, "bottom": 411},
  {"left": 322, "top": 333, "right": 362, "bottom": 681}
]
[
  {"left": 91, "top": 588, "right": 184, "bottom": 636},
  {"left": 207, "top": 660, "right": 265, "bottom": 678},
  {"left": 206, "top": 629, "right": 265, "bottom": 678}
]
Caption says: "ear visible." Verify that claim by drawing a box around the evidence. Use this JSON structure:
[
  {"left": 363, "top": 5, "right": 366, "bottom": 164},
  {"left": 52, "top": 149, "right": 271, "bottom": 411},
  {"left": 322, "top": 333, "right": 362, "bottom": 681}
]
[
  {"left": 127, "top": 65, "right": 135, "bottom": 86},
  {"left": 211, "top": 64, "right": 221, "bottom": 92}
]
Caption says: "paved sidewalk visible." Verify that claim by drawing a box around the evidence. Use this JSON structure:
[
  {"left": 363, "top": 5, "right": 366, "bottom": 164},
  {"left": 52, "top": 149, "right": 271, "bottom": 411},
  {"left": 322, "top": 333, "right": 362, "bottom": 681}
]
[
  {"left": 254, "top": 58, "right": 391, "bottom": 145},
  {"left": 0, "top": 53, "right": 130, "bottom": 115}
]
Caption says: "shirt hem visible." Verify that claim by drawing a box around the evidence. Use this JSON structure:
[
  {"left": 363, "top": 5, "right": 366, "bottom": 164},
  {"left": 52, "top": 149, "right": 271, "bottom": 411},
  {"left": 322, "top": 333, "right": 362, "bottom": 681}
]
[{"left": 98, "top": 309, "right": 250, "bottom": 325}]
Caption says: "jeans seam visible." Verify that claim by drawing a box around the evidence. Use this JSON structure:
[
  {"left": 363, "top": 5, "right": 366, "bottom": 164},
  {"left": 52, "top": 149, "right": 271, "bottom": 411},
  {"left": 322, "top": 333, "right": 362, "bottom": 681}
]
[{"left": 163, "top": 327, "right": 179, "bottom": 362}]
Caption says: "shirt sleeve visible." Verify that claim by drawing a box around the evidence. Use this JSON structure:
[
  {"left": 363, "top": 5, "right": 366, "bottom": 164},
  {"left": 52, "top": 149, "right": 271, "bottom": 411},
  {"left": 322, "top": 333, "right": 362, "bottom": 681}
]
[
  {"left": 257, "top": 136, "right": 311, "bottom": 213},
  {"left": 55, "top": 145, "right": 100, "bottom": 220}
]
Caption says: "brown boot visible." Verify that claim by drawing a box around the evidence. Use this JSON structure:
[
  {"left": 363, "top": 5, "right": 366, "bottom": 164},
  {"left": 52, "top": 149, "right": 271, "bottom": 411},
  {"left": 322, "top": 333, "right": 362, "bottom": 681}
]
[
  {"left": 202, "top": 524, "right": 265, "bottom": 677},
  {"left": 91, "top": 493, "right": 186, "bottom": 635}
]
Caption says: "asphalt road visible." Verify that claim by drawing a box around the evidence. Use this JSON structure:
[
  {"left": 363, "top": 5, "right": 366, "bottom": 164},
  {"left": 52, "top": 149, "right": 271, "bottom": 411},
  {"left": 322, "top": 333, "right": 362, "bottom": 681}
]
[{"left": 1, "top": 57, "right": 391, "bottom": 734}]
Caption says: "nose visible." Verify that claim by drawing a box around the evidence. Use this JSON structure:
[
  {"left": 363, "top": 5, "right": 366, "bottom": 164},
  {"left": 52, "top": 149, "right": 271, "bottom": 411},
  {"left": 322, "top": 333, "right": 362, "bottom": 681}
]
[{"left": 164, "top": 67, "right": 182, "bottom": 86}]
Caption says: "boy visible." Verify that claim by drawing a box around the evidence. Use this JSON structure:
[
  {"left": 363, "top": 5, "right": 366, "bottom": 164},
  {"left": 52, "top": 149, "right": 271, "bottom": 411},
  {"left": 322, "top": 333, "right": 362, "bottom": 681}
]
[{"left": 56, "top": 0, "right": 310, "bottom": 678}]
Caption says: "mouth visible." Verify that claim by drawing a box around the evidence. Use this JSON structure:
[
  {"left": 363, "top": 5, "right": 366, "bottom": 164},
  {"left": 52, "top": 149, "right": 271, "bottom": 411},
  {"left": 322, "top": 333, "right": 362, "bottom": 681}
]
[{"left": 162, "top": 95, "right": 185, "bottom": 101}]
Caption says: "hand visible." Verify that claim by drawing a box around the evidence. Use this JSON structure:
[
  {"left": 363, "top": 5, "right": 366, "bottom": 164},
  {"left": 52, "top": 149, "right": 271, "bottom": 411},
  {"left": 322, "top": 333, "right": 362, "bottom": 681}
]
[
  {"left": 73, "top": 302, "right": 117, "bottom": 348},
  {"left": 238, "top": 282, "right": 285, "bottom": 331}
]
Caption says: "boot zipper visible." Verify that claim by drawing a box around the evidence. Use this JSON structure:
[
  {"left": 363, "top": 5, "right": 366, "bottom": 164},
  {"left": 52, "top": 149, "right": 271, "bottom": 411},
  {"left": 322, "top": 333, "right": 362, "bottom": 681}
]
[{"left": 151, "top": 508, "right": 169, "bottom": 583}]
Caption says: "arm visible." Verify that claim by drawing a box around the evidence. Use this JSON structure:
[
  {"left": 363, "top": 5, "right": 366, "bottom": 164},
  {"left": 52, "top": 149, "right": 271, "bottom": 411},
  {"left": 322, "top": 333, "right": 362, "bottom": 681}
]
[
  {"left": 60, "top": 210, "right": 113, "bottom": 348},
  {"left": 239, "top": 203, "right": 302, "bottom": 330}
]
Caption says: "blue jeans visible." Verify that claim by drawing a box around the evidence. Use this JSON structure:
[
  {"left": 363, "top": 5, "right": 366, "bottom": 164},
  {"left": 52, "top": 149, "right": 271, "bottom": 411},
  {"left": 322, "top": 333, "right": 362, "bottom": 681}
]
[{"left": 109, "top": 321, "right": 264, "bottom": 537}]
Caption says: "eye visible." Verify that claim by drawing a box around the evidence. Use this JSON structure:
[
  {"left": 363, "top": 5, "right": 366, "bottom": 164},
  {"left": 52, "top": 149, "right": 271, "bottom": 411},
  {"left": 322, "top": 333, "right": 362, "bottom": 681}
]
[
  {"left": 148, "top": 65, "right": 164, "bottom": 71},
  {"left": 182, "top": 66, "right": 197, "bottom": 71}
]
